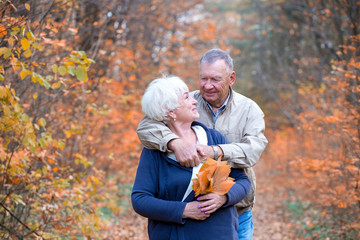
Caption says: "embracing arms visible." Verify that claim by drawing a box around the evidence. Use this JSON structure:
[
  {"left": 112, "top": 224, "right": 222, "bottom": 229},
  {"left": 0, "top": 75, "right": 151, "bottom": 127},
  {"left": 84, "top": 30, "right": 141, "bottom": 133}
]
[
  {"left": 136, "top": 116, "right": 217, "bottom": 167},
  {"left": 136, "top": 102, "right": 268, "bottom": 169}
]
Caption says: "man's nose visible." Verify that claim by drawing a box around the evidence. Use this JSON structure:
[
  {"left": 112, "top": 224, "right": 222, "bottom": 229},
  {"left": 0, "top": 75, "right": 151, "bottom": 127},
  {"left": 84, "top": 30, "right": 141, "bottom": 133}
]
[{"left": 203, "top": 80, "right": 213, "bottom": 89}]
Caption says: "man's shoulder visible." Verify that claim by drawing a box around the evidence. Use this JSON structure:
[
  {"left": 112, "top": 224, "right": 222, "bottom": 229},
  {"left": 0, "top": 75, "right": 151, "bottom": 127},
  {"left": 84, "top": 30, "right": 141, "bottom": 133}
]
[
  {"left": 231, "top": 90, "right": 262, "bottom": 110},
  {"left": 190, "top": 90, "right": 202, "bottom": 100},
  {"left": 231, "top": 90, "right": 250, "bottom": 102}
]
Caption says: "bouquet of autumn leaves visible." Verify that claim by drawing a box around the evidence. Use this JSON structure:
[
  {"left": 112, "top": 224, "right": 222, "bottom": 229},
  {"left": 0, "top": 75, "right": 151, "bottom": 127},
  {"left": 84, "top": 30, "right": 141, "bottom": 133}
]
[{"left": 192, "top": 157, "right": 235, "bottom": 197}]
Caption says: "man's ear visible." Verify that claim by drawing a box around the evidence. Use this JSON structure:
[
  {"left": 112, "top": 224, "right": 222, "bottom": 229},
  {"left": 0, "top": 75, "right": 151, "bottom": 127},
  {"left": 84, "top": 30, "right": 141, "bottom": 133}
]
[{"left": 229, "top": 71, "right": 236, "bottom": 87}]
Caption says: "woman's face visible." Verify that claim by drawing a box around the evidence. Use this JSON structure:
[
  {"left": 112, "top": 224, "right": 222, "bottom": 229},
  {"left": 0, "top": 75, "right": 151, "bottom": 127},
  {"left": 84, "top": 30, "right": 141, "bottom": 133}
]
[{"left": 174, "top": 91, "right": 199, "bottom": 123}]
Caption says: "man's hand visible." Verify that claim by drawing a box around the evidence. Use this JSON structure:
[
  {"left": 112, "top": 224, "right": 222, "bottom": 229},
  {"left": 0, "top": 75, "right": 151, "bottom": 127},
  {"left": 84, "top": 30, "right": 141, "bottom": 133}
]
[
  {"left": 196, "top": 144, "right": 224, "bottom": 161},
  {"left": 196, "top": 194, "right": 227, "bottom": 214},
  {"left": 168, "top": 139, "right": 205, "bottom": 167},
  {"left": 182, "top": 201, "right": 210, "bottom": 220}
]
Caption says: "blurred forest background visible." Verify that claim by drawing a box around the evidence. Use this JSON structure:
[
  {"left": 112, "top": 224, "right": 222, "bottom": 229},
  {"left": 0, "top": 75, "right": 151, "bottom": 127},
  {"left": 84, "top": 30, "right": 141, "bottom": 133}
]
[{"left": 0, "top": 0, "right": 359, "bottom": 239}]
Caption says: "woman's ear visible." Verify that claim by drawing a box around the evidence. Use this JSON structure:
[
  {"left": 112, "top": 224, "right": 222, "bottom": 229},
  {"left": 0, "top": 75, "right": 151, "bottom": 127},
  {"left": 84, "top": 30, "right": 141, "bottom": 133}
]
[{"left": 168, "top": 110, "right": 176, "bottom": 121}]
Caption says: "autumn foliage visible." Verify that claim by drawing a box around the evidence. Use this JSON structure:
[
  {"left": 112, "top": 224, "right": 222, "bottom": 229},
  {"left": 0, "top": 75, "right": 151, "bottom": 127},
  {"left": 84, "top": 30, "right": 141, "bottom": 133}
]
[
  {"left": 192, "top": 157, "right": 235, "bottom": 197},
  {"left": 0, "top": 0, "right": 359, "bottom": 239}
]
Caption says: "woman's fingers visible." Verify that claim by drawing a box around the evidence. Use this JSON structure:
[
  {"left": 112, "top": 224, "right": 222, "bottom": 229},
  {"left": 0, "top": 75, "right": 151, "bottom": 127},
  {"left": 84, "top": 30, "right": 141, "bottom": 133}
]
[
  {"left": 197, "top": 194, "right": 228, "bottom": 214},
  {"left": 183, "top": 201, "right": 210, "bottom": 220}
]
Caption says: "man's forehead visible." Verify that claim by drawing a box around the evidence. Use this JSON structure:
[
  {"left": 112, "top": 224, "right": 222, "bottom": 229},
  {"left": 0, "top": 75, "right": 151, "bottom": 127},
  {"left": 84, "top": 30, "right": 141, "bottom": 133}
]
[
  {"left": 199, "top": 72, "right": 223, "bottom": 78},
  {"left": 200, "top": 59, "right": 225, "bottom": 66},
  {"left": 199, "top": 66, "right": 227, "bottom": 77}
]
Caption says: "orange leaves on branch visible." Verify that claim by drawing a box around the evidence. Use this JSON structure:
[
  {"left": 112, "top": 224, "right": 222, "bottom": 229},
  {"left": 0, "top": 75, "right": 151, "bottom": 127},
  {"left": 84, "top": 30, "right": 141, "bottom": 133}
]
[
  {"left": 0, "top": 25, "right": 7, "bottom": 38},
  {"left": 192, "top": 157, "right": 235, "bottom": 197}
]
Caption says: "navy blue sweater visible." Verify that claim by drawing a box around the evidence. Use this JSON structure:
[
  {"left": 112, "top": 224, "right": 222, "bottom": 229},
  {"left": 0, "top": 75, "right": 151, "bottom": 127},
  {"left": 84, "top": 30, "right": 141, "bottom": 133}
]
[{"left": 131, "top": 122, "right": 251, "bottom": 240}]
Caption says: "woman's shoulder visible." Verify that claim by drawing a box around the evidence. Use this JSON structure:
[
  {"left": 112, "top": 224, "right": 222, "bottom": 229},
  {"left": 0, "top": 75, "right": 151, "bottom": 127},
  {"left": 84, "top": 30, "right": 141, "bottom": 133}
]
[
  {"left": 141, "top": 147, "right": 188, "bottom": 169},
  {"left": 140, "top": 148, "right": 165, "bottom": 162}
]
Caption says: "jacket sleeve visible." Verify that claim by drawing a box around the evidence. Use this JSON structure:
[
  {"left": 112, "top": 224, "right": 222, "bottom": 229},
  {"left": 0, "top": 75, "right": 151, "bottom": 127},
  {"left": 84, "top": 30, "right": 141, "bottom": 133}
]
[
  {"left": 218, "top": 102, "right": 268, "bottom": 168},
  {"left": 136, "top": 115, "right": 178, "bottom": 152},
  {"left": 209, "top": 128, "right": 251, "bottom": 207},
  {"left": 131, "top": 149, "right": 187, "bottom": 224},
  {"left": 222, "top": 168, "right": 251, "bottom": 207}
]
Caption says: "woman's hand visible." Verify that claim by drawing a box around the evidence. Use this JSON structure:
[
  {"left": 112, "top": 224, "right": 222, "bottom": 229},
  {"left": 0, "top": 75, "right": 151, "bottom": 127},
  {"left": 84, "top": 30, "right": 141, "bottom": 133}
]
[
  {"left": 196, "top": 194, "right": 228, "bottom": 214},
  {"left": 182, "top": 201, "right": 210, "bottom": 220}
]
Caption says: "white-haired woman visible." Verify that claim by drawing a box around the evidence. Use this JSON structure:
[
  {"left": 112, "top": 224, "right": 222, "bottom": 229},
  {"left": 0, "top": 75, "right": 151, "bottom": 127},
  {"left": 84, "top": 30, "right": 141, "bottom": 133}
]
[{"left": 131, "top": 76, "right": 250, "bottom": 240}]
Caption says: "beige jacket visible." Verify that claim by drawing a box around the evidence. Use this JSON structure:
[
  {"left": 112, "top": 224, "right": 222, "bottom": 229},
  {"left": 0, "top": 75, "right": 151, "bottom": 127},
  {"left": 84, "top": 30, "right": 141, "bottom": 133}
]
[{"left": 137, "top": 88, "right": 268, "bottom": 213}]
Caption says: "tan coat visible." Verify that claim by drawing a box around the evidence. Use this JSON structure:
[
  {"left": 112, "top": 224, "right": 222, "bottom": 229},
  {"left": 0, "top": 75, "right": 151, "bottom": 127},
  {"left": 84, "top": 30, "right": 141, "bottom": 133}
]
[{"left": 137, "top": 88, "right": 268, "bottom": 214}]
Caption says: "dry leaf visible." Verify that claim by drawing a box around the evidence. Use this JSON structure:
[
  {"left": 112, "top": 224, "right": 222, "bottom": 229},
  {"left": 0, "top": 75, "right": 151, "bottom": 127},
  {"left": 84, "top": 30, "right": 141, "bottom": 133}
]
[
  {"left": 0, "top": 25, "right": 7, "bottom": 38},
  {"left": 192, "top": 157, "right": 235, "bottom": 197}
]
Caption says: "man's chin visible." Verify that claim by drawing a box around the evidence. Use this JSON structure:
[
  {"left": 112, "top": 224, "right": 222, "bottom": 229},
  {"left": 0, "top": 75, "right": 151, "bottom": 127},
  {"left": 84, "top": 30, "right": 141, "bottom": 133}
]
[{"left": 204, "top": 96, "right": 216, "bottom": 104}]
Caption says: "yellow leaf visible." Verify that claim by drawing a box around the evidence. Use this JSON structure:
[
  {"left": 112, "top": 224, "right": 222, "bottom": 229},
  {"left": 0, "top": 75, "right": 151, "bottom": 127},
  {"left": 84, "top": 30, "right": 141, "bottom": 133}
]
[
  {"left": 20, "top": 69, "right": 31, "bottom": 80},
  {"left": 75, "top": 65, "right": 87, "bottom": 82},
  {"left": 58, "top": 66, "right": 66, "bottom": 76},
  {"left": 26, "top": 31, "right": 35, "bottom": 41},
  {"left": 32, "top": 42, "right": 42, "bottom": 49},
  {"left": 52, "top": 64, "right": 58, "bottom": 74},
  {"left": 21, "top": 38, "right": 30, "bottom": 50},
  {"left": 33, "top": 93, "right": 37, "bottom": 99},
  {"left": 25, "top": 3, "right": 30, "bottom": 11},
  {"left": 0, "top": 47, "right": 11, "bottom": 58},
  {"left": 38, "top": 117, "right": 46, "bottom": 127},
  {"left": 51, "top": 81, "right": 61, "bottom": 89},
  {"left": 23, "top": 49, "right": 32, "bottom": 58},
  {"left": 65, "top": 130, "right": 71, "bottom": 138}
]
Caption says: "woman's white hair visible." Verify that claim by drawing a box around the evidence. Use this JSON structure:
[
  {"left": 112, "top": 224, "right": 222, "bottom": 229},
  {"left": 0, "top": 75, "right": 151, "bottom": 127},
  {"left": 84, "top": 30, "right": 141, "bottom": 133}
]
[{"left": 142, "top": 76, "right": 188, "bottom": 121}]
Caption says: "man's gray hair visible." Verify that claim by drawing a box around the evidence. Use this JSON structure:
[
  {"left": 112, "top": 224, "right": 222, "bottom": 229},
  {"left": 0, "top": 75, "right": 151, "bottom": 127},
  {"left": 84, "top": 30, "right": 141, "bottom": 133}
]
[
  {"left": 199, "top": 48, "right": 234, "bottom": 73},
  {"left": 142, "top": 76, "right": 188, "bottom": 122}
]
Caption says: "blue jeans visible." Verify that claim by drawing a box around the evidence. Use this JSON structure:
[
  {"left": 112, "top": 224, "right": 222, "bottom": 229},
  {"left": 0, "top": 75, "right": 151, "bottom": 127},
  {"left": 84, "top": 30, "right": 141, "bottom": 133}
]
[{"left": 237, "top": 209, "right": 253, "bottom": 240}]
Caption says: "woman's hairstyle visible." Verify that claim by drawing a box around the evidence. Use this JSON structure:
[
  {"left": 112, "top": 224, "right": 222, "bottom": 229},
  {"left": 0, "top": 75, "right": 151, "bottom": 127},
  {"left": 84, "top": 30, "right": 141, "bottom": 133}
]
[
  {"left": 142, "top": 76, "right": 188, "bottom": 121},
  {"left": 199, "top": 48, "right": 234, "bottom": 74}
]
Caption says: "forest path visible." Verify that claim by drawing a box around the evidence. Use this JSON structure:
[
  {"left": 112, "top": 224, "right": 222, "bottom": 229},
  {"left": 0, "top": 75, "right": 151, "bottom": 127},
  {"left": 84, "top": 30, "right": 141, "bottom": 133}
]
[{"left": 252, "top": 162, "right": 296, "bottom": 239}]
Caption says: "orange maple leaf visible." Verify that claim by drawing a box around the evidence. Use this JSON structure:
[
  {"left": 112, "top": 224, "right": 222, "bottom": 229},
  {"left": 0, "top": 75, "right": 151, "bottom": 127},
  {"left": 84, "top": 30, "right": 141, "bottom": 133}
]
[{"left": 192, "top": 157, "right": 235, "bottom": 197}]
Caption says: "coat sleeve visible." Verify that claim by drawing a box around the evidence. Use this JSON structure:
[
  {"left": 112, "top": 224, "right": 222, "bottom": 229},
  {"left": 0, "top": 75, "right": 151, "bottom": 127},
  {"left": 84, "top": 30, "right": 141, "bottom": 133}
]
[
  {"left": 222, "top": 168, "right": 251, "bottom": 207},
  {"left": 136, "top": 116, "right": 178, "bottom": 152},
  {"left": 131, "top": 149, "right": 187, "bottom": 224},
  {"left": 219, "top": 102, "right": 268, "bottom": 168},
  {"left": 209, "top": 128, "right": 251, "bottom": 207}
]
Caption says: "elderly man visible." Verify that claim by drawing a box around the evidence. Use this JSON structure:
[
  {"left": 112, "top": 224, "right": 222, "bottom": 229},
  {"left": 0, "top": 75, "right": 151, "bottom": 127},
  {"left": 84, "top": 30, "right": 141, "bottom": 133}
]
[{"left": 137, "top": 48, "right": 268, "bottom": 240}]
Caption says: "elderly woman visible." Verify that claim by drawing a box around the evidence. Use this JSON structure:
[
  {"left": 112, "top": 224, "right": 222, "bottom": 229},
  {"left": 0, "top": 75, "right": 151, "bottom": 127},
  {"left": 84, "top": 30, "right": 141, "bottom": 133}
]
[{"left": 131, "top": 76, "right": 250, "bottom": 240}]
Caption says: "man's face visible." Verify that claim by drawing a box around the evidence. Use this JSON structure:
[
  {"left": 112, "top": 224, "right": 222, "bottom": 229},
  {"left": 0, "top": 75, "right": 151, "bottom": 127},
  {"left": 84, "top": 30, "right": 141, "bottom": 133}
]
[{"left": 199, "top": 59, "right": 235, "bottom": 108}]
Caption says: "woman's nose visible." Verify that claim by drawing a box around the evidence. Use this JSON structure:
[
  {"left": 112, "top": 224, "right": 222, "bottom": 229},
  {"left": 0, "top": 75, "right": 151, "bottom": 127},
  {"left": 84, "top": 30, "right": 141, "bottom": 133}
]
[{"left": 191, "top": 96, "right": 198, "bottom": 104}]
